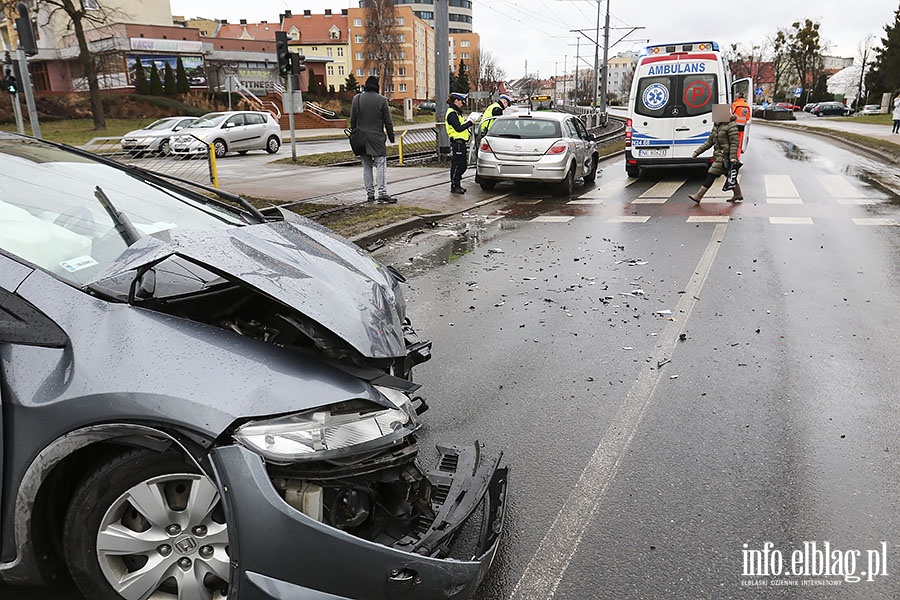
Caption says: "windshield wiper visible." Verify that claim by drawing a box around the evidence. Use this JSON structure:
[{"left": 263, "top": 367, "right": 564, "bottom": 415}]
[{"left": 95, "top": 186, "right": 142, "bottom": 246}]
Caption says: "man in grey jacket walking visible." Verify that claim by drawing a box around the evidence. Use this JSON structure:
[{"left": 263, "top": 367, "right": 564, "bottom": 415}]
[{"left": 350, "top": 76, "right": 397, "bottom": 203}]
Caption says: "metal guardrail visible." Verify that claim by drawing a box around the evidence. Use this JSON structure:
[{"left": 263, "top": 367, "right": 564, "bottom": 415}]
[
  {"left": 306, "top": 102, "right": 337, "bottom": 118},
  {"left": 393, "top": 126, "right": 438, "bottom": 164},
  {"left": 82, "top": 134, "right": 217, "bottom": 187}
]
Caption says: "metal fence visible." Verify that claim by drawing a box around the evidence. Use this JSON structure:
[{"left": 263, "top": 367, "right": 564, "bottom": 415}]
[
  {"left": 393, "top": 125, "right": 439, "bottom": 164},
  {"left": 82, "top": 134, "right": 217, "bottom": 186}
]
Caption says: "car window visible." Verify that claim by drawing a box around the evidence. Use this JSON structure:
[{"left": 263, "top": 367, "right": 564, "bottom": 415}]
[
  {"left": 246, "top": 113, "right": 266, "bottom": 125},
  {"left": 177, "top": 118, "right": 196, "bottom": 129},
  {"left": 145, "top": 118, "right": 177, "bottom": 131},
  {"left": 192, "top": 114, "right": 227, "bottom": 128},
  {"left": 0, "top": 136, "right": 244, "bottom": 285},
  {"left": 226, "top": 114, "right": 245, "bottom": 127},
  {"left": 489, "top": 119, "right": 561, "bottom": 139},
  {"left": 571, "top": 118, "right": 589, "bottom": 139},
  {"left": 564, "top": 119, "right": 580, "bottom": 139}
]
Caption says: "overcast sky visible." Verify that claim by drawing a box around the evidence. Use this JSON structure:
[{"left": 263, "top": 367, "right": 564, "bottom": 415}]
[{"left": 171, "top": 0, "right": 897, "bottom": 79}]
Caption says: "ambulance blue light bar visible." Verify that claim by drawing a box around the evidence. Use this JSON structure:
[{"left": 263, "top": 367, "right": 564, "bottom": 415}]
[{"left": 639, "top": 41, "right": 719, "bottom": 56}]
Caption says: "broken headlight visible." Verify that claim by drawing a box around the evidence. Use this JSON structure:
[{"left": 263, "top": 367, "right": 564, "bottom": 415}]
[{"left": 234, "top": 387, "right": 419, "bottom": 464}]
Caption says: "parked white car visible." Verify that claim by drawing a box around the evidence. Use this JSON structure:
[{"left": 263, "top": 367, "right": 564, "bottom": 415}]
[
  {"left": 171, "top": 111, "right": 282, "bottom": 158},
  {"left": 475, "top": 111, "right": 599, "bottom": 194},
  {"left": 858, "top": 104, "right": 884, "bottom": 115},
  {"left": 120, "top": 116, "right": 198, "bottom": 155}
]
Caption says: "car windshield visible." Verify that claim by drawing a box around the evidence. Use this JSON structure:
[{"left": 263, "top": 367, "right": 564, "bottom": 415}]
[
  {"left": 0, "top": 135, "right": 244, "bottom": 286},
  {"left": 488, "top": 118, "right": 562, "bottom": 139},
  {"left": 144, "top": 118, "right": 179, "bottom": 130},
  {"left": 190, "top": 114, "right": 228, "bottom": 128}
]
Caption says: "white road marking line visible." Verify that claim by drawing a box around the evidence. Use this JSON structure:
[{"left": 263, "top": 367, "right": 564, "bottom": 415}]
[
  {"left": 516, "top": 199, "right": 544, "bottom": 205},
  {"left": 639, "top": 179, "right": 686, "bottom": 198},
  {"left": 835, "top": 198, "right": 875, "bottom": 205},
  {"left": 579, "top": 178, "right": 632, "bottom": 198},
  {"left": 630, "top": 197, "right": 667, "bottom": 204},
  {"left": 852, "top": 218, "right": 899, "bottom": 226},
  {"left": 531, "top": 215, "right": 575, "bottom": 223},
  {"left": 770, "top": 217, "right": 814, "bottom": 225},
  {"left": 765, "top": 174, "right": 799, "bottom": 198},
  {"left": 568, "top": 198, "right": 606, "bottom": 205},
  {"left": 606, "top": 215, "right": 651, "bottom": 223},
  {"left": 818, "top": 174, "right": 866, "bottom": 198},
  {"left": 510, "top": 224, "right": 728, "bottom": 600},
  {"left": 687, "top": 216, "right": 730, "bottom": 222},
  {"left": 767, "top": 197, "right": 803, "bottom": 204}
]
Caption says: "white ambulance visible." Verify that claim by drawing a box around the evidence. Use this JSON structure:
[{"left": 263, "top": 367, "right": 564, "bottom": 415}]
[{"left": 624, "top": 41, "right": 752, "bottom": 178}]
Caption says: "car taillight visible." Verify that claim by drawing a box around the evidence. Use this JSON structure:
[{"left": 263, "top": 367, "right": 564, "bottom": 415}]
[
  {"left": 545, "top": 141, "right": 568, "bottom": 155},
  {"left": 625, "top": 118, "right": 632, "bottom": 149},
  {"left": 480, "top": 139, "right": 493, "bottom": 153}
]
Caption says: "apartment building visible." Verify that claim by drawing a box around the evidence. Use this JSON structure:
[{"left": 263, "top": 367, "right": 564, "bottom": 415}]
[
  {"left": 359, "top": 0, "right": 473, "bottom": 33},
  {"left": 605, "top": 52, "right": 637, "bottom": 100},
  {"left": 347, "top": 5, "right": 435, "bottom": 101}
]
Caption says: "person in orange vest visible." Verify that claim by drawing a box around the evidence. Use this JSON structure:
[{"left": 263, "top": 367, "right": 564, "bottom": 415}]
[{"left": 731, "top": 92, "right": 751, "bottom": 159}]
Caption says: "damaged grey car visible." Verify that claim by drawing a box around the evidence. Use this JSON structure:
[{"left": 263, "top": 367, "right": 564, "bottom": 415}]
[{"left": 0, "top": 132, "right": 508, "bottom": 600}]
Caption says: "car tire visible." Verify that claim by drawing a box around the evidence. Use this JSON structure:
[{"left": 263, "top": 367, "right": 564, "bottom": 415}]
[
  {"left": 559, "top": 164, "right": 576, "bottom": 196},
  {"left": 213, "top": 139, "right": 228, "bottom": 158},
  {"left": 266, "top": 136, "right": 281, "bottom": 154},
  {"left": 479, "top": 179, "right": 497, "bottom": 191},
  {"left": 815, "top": 112, "right": 823, "bottom": 117},
  {"left": 583, "top": 155, "right": 598, "bottom": 184},
  {"left": 63, "top": 449, "right": 230, "bottom": 600},
  {"left": 158, "top": 139, "right": 170, "bottom": 155}
]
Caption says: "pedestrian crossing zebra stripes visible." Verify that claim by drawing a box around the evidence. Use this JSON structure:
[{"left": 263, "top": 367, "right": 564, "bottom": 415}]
[{"left": 522, "top": 173, "right": 898, "bottom": 226}]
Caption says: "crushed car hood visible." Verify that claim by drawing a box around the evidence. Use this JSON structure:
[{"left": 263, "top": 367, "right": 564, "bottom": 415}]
[{"left": 88, "top": 218, "right": 407, "bottom": 359}]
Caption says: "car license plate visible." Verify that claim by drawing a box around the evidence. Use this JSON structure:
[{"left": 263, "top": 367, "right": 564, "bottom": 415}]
[
  {"left": 637, "top": 148, "right": 667, "bottom": 158},
  {"left": 501, "top": 165, "right": 533, "bottom": 175}
]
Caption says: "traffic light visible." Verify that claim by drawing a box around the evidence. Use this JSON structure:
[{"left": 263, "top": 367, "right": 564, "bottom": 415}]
[
  {"left": 275, "top": 31, "right": 289, "bottom": 76},
  {"left": 290, "top": 53, "right": 306, "bottom": 75},
  {"left": 15, "top": 2, "right": 38, "bottom": 57},
  {"left": 4, "top": 70, "right": 17, "bottom": 94}
]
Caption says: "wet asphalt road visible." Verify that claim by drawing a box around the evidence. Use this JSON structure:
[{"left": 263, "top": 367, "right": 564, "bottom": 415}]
[
  {"left": 372, "top": 126, "right": 900, "bottom": 599},
  {"left": 4, "top": 126, "right": 899, "bottom": 599}
]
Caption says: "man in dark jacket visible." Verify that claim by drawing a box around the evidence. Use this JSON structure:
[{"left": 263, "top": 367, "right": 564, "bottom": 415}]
[
  {"left": 689, "top": 104, "right": 743, "bottom": 203},
  {"left": 350, "top": 76, "right": 397, "bottom": 203}
]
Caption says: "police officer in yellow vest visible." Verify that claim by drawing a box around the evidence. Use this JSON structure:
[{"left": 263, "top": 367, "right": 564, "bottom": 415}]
[
  {"left": 480, "top": 94, "right": 512, "bottom": 135},
  {"left": 446, "top": 92, "right": 475, "bottom": 194}
]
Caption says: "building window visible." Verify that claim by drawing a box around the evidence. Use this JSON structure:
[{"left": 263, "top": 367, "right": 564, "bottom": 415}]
[
  {"left": 330, "top": 27, "right": 340, "bottom": 39},
  {"left": 460, "top": 40, "right": 470, "bottom": 47},
  {"left": 337, "top": 47, "right": 344, "bottom": 57},
  {"left": 327, "top": 66, "right": 334, "bottom": 75},
  {"left": 354, "top": 18, "right": 362, "bottom": 26},
  {"left": 84, "top": 0, "right": 99, "bottom": 9},
  {"left": 327, "top": 47, "right": 333, "bottom": 56},
  {"left": 396, "top": 17, "right": 404, "bottom": 25},
  {"left": 356, "top": 68, "right": 364, "bottom": 76},
  {"left": 355, "top": 35, "right": 363, "bottom": 43},
  {"left": 311, "top": 46, "right": 318, "bottom": 52},
  {"left": 356, "top": 52, "right": 364, "bottom": 60},
  {"left": 369, "top": 68, "right": 376, "bottom": 76},
  {"left": 397, "top": 34, "right": 405, "bottom": 42},
  {"left": 462, "top": 53, "right": 469, "bottom": 59},
  {"left": 399, "top": 83, "right": 407, "bottom": 92},
  {"left": 338, "top": 66, "right": 345, "bottom": 75},
  {"left": 398, "top": 67, "right": 406, "bottom": 76},
  {"left": 399, "top": 51, "right": 406, "bottom": 59}
]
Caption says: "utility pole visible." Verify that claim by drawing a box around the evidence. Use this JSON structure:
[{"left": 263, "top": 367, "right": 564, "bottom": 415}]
[
  {"left": 435, "top": 0, "right": 449, "bottom": 156},
  {"left": 598, "top": 0, "right": 610, "bottom": 118}
]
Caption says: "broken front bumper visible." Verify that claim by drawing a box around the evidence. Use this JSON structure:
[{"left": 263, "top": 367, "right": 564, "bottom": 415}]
[{"left": 210, "top": 443, "right": 508, "bottom": 600}]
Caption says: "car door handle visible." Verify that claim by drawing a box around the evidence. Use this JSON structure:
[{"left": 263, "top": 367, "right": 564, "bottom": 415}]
[{"left": 675, "top": 127, "right": 690, "bottom": 131}]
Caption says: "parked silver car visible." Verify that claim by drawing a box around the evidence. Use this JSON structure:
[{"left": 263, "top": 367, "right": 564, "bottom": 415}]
[
  {"left": 0, "top": 132, "right": 507, "bottom": 600},
  {"left": 171, "top": 110, "right": 282, "bottom": 158},
  {"left": 120, "top": 116, "right": 198, "bottom": 155},
  {"left": 475, "top": 111, "right": 599, "bottom": 194}
]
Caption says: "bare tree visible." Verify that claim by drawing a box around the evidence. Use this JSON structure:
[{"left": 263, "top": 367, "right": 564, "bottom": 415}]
[
  {"left": 363, "top": 0, "right": 400, "bottom": 97},
  {"left": 475, "top": 49, "right": 506, "bottom": 96},
  {"left": 2, "top": 0, "right": 123, "bottom": 129}
]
